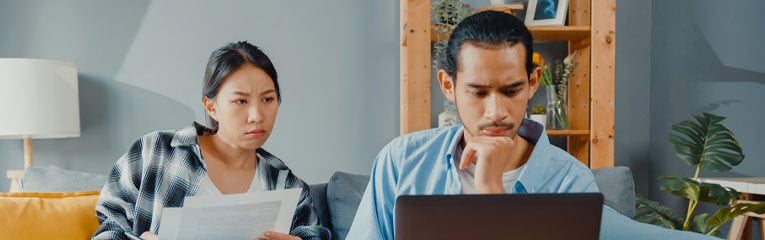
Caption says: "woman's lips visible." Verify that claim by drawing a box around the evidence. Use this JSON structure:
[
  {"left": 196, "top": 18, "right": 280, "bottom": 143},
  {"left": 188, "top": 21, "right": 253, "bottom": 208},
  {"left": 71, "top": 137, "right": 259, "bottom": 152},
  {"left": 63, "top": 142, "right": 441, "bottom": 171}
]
[{"left": 246, "top": 129, "right": 266, "bottom": 137}]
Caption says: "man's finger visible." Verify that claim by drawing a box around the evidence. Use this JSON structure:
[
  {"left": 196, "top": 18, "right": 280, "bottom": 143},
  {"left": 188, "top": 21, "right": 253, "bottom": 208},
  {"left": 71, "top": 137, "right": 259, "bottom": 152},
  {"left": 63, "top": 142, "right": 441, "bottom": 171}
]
[{"left": 460, "top": 145, "right": 476, "bottom": 170}]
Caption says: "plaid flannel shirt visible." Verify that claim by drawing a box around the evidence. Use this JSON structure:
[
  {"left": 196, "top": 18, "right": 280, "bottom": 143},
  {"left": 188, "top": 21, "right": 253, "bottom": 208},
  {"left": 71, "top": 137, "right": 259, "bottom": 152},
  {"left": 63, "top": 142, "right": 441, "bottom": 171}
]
[{"left": 93, "top": 123, "right": 330, "bottom": 240}]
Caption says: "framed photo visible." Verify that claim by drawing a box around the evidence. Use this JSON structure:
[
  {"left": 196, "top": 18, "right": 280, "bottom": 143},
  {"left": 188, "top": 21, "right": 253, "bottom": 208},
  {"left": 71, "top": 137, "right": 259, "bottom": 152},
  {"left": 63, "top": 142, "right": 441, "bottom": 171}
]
[{"left": 524, "top": 0, "right": 569, "bottom": 26}]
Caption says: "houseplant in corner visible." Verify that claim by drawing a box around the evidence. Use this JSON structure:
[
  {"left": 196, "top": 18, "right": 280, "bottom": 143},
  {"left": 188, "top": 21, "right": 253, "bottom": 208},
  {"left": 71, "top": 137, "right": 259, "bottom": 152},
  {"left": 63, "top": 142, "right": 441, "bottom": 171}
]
[{"left": 635, "top": 112, "right": 765, "bottom": 236}]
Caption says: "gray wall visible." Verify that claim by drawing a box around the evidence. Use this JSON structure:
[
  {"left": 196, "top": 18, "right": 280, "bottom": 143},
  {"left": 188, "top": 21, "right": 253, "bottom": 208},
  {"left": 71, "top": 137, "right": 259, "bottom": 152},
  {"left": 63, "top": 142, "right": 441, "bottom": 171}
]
[
  {"left": 615, "top": 0, "right": 652, "bottom": 195},
  {"left": 649, "top": 0, "right": 765, "bottom": 235},
  {"left": 0, "top": 0, "right": 399, "bottom": 191}
]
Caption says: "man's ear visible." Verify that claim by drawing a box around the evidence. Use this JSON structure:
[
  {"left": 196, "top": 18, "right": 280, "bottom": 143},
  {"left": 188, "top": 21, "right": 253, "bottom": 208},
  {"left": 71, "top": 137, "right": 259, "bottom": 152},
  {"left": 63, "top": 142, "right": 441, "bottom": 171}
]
[
  {"left": 437, "top": 70, "right": 456, "bottom": 103},
  {"left": 527, "top": 66, "right": 542, "bottom": 100},
  {"left": 203, "top": 97, "right": 218, "bottom": 121}
]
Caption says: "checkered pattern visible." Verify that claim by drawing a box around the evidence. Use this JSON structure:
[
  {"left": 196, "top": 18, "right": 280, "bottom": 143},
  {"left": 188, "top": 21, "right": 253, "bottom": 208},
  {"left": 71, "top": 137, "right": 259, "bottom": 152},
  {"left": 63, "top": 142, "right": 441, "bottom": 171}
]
[{"left": 93, "top": 123, "right": 330, "bottom": 240}]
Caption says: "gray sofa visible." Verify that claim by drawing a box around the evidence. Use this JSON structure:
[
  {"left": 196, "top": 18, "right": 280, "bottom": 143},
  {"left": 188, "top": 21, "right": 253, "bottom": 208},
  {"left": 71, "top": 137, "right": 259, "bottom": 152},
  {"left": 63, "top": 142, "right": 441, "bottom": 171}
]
[
  {"left": 19, "top": 166, "right": 636, "bottom": 240},
  {"left": 309, "top": 166, "right": 636, "bottom": 240}
]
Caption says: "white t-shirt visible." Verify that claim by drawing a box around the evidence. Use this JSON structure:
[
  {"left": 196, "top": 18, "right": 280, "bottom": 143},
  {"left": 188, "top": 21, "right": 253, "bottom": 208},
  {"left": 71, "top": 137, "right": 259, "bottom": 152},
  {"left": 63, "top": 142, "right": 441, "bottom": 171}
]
[
  {"left": 195, "top": 154, "right": 269, "bottom": 196},
  {"left": 455, "top": 143, "right": 525, "bottom": 194}
]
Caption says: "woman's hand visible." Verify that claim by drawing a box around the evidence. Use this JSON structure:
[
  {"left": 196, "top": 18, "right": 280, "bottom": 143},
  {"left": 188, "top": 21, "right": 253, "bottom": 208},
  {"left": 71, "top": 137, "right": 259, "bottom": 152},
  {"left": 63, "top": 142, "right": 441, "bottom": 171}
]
[
  {"left": 256, "top": 231, "right": 301, "bottom": 240},
  {"left": 140, "top": 231, "right": 159, "bottom": 240}
]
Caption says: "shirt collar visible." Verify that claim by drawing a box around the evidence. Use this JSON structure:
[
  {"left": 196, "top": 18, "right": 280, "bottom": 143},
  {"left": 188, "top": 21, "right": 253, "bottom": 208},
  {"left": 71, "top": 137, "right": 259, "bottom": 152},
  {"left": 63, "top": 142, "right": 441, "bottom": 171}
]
[
  {"left": 516, "top": 119, "right": 554, "bottom": 193},
  {"left": 170, "top": 122, "right": 214, "bottom": 147},
  {"left": 446, "top": 119, "right": 554, "bottom": 193}
]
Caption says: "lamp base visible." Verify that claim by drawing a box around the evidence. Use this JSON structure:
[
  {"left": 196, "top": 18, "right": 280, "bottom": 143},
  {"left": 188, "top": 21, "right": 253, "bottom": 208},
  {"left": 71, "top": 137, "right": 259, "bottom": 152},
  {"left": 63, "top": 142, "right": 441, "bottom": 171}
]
[{"left": 6, "top": 170, "right": 23, "bottom": 192}]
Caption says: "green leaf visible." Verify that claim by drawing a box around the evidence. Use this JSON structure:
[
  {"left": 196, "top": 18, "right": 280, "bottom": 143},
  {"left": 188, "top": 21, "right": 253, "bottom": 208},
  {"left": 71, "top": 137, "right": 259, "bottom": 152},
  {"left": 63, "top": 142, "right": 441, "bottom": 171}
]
[
  {"left": 634, "top": 195, "right": 683, "bottom": 229},
  {"left": 697, "top": 183, "right": 738, "bottom": 205},
  {"left": 660, "top": 177, "right": 701, "bottom": 201},
  {"left": 689, "top": 213, "right": 709, "bottom": 234},
  {"left": 667, "top": 112, "right": 744, "bottom": 173},
  {"left": 706, "top": 202, "right": 765, "bottom": 234}
]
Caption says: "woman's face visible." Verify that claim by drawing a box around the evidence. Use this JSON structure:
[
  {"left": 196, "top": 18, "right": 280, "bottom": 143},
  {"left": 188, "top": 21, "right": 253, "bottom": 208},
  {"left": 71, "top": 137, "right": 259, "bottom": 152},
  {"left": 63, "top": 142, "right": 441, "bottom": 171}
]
[{"left": 205, "top": 64, "right": 279, "bottom": 151}]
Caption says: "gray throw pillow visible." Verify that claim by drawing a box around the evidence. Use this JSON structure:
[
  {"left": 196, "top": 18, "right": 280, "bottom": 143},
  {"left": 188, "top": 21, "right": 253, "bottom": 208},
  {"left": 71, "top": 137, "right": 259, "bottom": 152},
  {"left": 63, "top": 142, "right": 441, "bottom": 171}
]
[
  {"left": 20, "top": 166, "right": 108, "bottom": 192},
  {"left": 326, "top": 171, "right": 370, "bottom": 240},
  {"left": 592, "top": 166, "right": 636, "bottom": 218}
]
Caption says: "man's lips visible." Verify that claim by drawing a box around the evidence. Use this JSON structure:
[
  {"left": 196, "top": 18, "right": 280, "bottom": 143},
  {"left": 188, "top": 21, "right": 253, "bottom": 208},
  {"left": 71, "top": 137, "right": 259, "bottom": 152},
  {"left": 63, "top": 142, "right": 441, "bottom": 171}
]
[{"left": 481, "top": 127, "right": 509, "bottom": 136}]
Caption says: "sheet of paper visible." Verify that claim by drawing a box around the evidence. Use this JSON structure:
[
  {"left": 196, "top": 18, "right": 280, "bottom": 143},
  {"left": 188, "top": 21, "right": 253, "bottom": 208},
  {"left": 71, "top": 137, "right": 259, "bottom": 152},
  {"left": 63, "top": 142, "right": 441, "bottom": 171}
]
[{"left": 158, "top": 188, "right": 301, "bottom": 240}]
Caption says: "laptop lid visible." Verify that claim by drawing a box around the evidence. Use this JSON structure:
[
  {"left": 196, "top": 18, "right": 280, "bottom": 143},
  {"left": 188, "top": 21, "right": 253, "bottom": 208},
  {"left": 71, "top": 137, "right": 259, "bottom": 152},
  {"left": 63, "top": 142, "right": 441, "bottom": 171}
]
[{"left": 394, "top": 193, "right": 603, "bottom": 240}]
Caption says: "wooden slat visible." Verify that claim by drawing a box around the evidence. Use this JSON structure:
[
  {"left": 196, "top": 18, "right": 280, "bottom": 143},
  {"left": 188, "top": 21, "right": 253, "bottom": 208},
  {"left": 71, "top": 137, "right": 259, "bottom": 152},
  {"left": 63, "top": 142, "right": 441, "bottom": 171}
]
[
  {"left": 529, "top": 26, "right": 591, "bottom": 41},
  {"left": 568, "top": 0, "right": 591, "bottom": 27},
  {"left": 589, "top": 0, "right": 615, "bottom": 169},
  {"left": 400, "top": 0, "right": 431, "bottom": 135},
  {"left": 567, "top": 39, "right": 591, "bottom": 165},
  {"left": 547, "top": 129, "right": 590, "bottom": 136},
  {"left": 474, "top": 3, "right": 524, "bottom": 14}
]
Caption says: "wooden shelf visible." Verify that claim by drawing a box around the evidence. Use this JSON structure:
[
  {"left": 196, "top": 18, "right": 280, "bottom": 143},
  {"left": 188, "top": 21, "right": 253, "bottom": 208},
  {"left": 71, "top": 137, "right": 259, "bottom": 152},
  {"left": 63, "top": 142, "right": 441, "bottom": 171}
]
[
  {"left": 474, "top": 3, "right": 524, "bottom": 15},
  {"left": 547, "top": 129, "right": 590, "bottom": 136},
  {"left": 529, "top": 26, "right": 590, "bottom": 41}
]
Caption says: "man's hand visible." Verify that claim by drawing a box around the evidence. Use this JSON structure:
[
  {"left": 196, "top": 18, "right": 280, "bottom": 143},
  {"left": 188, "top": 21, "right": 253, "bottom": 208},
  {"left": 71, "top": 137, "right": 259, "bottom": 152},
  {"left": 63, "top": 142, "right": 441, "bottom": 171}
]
[
  {"left": 459, "top": 136, "right": 517, "bottom": 194},
  {"left": 256, "top": 231, "right": 301, "bottom": 240}
]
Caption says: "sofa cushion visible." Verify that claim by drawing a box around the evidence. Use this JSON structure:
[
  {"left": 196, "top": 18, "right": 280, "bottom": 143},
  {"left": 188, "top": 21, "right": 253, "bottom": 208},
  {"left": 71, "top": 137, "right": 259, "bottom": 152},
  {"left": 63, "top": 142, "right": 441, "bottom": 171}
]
[
  {"left": 0, "top": 190, "right": 100, "bottom": 239},
  {"left": 592, "top": 166, "right": 636, "bottom": 218},
  {"left": 326, "top": 172, "right": 370, "bottom": 240},
  {"left": 20, "top": 166, "right": 107, "bottom": 192},
  {"left": 309, "top": 183, "right": 332, "bottom": 231}
]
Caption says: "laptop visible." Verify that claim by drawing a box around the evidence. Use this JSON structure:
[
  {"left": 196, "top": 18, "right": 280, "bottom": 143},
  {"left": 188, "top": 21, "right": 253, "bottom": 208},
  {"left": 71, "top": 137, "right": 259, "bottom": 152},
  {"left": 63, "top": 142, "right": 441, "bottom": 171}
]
[{"left": 395, "top": 193, "right": 603, "bottom": 240}]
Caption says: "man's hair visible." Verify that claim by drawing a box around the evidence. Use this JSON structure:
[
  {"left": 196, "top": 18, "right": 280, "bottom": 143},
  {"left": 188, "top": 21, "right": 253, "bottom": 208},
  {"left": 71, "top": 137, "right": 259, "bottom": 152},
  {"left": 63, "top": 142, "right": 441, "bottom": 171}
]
[
  {"left": 202, "top": 41, "right": 281, "bottom": 131},
  {"left": 442, "top": 11, "right": 534, "bottom": 80}
]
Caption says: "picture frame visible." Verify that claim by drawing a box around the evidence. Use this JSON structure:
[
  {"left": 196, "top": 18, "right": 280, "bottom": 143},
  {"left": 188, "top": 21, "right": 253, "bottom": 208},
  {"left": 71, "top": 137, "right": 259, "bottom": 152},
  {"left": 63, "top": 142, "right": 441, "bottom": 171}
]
[{"left": 524, "top": 0, "right": 569, "bottom": 26}]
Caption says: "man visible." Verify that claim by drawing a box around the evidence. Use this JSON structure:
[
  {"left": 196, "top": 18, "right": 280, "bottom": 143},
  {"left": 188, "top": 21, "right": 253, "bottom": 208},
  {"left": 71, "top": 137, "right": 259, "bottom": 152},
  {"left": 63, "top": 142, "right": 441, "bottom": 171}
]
[{"left": 347, "top": 11, "right": 718, "bottom": 240}]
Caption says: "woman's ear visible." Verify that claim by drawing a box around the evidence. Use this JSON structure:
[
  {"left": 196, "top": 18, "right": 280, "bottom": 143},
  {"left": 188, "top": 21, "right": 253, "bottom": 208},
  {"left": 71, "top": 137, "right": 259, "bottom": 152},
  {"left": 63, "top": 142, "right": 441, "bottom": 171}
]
[
  {"left": 438, "top": 70, "right": 456, "bottom": 103},
  {"left": 203, "top": 97, "right": 218, "bottom": 121}
]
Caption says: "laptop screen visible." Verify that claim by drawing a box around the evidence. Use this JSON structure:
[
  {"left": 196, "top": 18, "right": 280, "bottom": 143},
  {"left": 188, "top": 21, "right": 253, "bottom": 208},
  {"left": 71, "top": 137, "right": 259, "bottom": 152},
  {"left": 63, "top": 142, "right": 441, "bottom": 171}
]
[{"left": 395, "top": 193, "right": 603, "bottom": 240}]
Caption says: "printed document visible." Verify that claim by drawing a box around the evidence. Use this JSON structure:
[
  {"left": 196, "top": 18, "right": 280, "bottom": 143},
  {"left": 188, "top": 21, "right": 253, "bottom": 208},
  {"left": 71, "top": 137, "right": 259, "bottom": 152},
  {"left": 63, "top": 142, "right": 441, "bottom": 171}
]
[{"left": 158, "top": 188, "right": 301, "bottom": 240}]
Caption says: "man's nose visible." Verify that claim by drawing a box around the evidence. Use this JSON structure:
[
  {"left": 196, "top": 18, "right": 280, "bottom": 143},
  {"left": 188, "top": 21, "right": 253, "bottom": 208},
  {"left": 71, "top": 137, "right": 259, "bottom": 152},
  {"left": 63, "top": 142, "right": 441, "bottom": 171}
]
[{"left": 485, "top": 94, "right": 509, "bottom": 122}]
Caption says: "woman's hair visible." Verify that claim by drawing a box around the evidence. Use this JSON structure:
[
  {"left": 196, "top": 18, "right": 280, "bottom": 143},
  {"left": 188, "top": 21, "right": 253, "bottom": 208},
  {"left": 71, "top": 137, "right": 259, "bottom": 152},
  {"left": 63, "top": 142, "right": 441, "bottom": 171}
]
[{"left": 202, "top": 41, "right": 281, "bottom": 131}]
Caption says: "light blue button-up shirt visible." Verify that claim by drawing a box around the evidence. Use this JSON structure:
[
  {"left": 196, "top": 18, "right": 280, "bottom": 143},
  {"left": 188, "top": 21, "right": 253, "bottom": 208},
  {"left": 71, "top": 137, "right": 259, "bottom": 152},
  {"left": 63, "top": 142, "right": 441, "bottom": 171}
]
[{"left": 347, "top": 120, "right": 720, "bottom": 240}]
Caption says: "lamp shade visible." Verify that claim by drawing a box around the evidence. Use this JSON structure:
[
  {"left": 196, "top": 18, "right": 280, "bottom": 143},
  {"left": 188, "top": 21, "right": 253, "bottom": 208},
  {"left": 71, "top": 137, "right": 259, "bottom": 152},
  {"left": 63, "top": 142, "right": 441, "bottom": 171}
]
[{"left": 0, "top": 58, "right": 80, "bottom": 139}]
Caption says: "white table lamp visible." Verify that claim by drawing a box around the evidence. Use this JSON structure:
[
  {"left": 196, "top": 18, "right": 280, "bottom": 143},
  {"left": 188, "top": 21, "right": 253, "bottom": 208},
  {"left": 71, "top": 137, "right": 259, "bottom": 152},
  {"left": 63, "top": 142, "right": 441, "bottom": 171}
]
[{"left": 0, "top": 58, "right": 80, "bottom": 192}]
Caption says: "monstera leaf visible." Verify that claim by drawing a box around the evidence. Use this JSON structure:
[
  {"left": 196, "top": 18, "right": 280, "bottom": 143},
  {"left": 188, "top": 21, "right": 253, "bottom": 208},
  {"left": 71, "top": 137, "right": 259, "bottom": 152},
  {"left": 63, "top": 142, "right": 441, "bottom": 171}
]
[
  {"left": 659, "top": 176, "right": 739, "bottom": 205},
  {"left": 668, "top": 113, "right": 744, "bottom": 172},
  {"left": 705, "top": 203, "right": 765, "bottom": 235},
  {"left": 635, "top": 195, "right": 683, "bottom": 229}
]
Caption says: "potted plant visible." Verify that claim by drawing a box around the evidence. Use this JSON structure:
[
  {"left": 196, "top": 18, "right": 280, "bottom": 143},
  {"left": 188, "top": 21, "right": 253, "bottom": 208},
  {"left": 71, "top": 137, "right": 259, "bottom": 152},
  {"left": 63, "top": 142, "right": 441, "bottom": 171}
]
[
  {"left": 635, "top": 113, "right": 765, "bottom": 236},
  {"left": 528, "top": 104, "right": 547, "bottom": 125}
]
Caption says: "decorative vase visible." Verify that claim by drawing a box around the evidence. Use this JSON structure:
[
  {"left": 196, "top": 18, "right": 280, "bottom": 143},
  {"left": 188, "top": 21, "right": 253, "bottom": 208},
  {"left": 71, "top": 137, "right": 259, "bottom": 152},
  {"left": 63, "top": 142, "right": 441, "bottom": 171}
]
[{"left": 545, "top": 85, "right": 568, "bottom": 129}]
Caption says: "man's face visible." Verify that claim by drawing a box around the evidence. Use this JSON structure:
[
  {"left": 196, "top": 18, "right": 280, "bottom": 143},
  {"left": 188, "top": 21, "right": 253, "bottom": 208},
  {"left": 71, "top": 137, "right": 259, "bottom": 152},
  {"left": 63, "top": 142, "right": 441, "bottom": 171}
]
[{"left": 438, "top": 43, "right": 540, "bottom": 144}]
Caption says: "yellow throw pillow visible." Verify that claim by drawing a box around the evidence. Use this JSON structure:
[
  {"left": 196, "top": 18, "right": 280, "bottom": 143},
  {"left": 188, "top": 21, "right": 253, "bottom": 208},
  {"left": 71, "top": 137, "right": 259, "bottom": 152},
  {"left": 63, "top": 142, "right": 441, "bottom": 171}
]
[{"left": 0, "top": 191, "right": 100, "bottom": 239}]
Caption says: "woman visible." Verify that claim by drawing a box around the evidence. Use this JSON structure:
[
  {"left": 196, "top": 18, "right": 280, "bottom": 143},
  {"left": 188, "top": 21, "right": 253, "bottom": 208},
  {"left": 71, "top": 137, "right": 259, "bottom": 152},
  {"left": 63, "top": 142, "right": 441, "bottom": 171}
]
[{"left": 93, "top": 41, "right": 330, "bottom": 240}]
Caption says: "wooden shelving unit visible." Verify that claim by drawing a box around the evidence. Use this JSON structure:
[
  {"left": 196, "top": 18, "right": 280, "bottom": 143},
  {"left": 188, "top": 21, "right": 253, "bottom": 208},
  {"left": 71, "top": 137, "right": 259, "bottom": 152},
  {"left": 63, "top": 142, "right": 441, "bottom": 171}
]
[
  {"left": 400, "top": 0, "right": 615, "bottom": 168},
  {"left": 529, "top": 26, "right": 591, "bottom": 41}
]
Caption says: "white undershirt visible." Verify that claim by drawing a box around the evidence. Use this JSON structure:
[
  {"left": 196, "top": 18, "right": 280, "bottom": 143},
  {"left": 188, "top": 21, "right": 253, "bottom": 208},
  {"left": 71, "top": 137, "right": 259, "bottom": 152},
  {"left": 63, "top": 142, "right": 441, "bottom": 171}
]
[
  {"left": 195, "top": 154, "right": 268, "bottom": 196},
  {"left": 455, "top": 143, "right": 525, "bottom": 194}
]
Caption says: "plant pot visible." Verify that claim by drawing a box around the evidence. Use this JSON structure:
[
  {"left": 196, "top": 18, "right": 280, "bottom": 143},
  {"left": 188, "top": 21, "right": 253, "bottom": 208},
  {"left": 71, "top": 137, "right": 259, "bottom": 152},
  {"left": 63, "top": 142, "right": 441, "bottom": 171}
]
[{"left": 529, "top": 114, "right": 547, "bottom": 126}]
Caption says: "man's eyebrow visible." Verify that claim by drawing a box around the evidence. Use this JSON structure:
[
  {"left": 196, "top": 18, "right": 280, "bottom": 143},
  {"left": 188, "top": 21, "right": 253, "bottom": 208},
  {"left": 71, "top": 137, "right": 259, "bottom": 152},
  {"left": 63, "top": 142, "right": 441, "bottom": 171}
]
[
  {"left": 465, "top": 80, "right": 526, "bottom": 89},
  {"left": 501, "top": 81, "right": 526, "bottom": 89}
]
